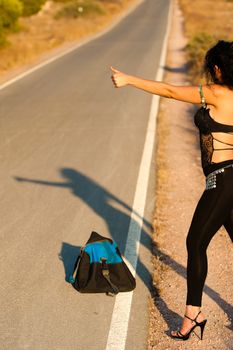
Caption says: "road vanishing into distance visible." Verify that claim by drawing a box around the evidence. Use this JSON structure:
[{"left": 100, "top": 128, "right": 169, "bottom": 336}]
[{"left": 0, "top": 0, "right": 170, "bottom": 349}]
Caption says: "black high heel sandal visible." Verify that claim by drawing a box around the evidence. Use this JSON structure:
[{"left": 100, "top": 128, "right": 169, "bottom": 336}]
[{"left": 171, "top": 310, "right": 207, "bottom": 341}]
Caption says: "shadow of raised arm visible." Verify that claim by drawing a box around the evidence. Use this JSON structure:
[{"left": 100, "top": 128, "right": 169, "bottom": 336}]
[{"left": 14, "top": 176, "right": 70, "bottom": 188}]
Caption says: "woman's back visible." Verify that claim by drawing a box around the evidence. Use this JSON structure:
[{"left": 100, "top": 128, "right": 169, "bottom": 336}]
[{"left": 209, "top": 85, "right": 233, "bottom": 124}]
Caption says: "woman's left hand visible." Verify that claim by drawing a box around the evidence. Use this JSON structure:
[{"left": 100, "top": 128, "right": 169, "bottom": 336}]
[{"left": 111, "top": 66, "right": 130, "bottom": 88}]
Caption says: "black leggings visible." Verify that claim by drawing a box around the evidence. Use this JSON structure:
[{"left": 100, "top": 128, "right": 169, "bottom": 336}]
[{"left": 186, "top": 166, "right": 233, "bottom": 306}]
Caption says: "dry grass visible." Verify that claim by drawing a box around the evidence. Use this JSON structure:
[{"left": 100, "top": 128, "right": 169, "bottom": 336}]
[
  {"left": 179, "top": 0, "right": 233, "bottom": 40},
  {"left": 178, "top": 0, "right": 233, "bottom": 82},
  {"left": 0, "top": 0, "right": 138, "bottom": 80}
]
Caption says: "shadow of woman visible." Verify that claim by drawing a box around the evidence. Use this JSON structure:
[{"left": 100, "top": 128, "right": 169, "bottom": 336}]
[{"left": 15, "top": 168, "right": 153, "bottom": 289}]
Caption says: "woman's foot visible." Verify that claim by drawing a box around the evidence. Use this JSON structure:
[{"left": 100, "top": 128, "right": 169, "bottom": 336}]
[{"left": 171, "top": 306, "right": 206, "bottom": 339}]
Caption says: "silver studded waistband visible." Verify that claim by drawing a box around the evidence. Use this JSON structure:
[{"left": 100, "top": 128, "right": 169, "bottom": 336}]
[{"left": 205, "top": 163, "right": 233, "bottom": 190}]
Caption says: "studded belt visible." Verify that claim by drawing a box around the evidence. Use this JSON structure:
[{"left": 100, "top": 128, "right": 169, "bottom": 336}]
[{"left": 205, "top": 163, "right": 233, "bottom": 190}]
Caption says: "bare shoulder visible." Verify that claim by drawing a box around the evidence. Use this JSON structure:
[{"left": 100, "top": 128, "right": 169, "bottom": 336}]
[{"left": 202, "top": 84, "right": 233, "bottom": 106}]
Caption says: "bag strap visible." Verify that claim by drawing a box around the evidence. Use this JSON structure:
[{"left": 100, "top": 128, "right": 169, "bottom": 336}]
[
  {"left": 199, "top": 84, "right": 207, "bottom": 108},
  {"left": 101, "top": 258, "right": 119, "bottom": 296}
]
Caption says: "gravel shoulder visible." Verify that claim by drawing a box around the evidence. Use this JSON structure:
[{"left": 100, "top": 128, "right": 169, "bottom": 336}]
[{"left": 148, "top": 1, "right": 233, "bottom": 349}]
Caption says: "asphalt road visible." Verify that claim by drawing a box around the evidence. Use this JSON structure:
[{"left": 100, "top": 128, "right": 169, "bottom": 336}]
[{"left": 0, "top": 0, "right": 170, "bottom": 349}]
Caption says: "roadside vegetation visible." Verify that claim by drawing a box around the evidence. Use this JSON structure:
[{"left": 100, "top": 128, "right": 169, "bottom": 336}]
[
  {"left": 0, "top": 0, "right": 137, "bottom": 80},
  {"left": 178, "top": 0, "right": 233, "bottom": 83}
]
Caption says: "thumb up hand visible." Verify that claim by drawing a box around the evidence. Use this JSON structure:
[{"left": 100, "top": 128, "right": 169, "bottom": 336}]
[{"left": 111, "top": 66, "right": 130, "bottom": 88}]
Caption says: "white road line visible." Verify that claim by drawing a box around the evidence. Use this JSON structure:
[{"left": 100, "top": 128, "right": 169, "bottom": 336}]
[
  {"left": 105, "top": 1, "right": 173, "bottom": 349},
  {"left": 0, "top": 0, "right": 144, "bottom": 91}
]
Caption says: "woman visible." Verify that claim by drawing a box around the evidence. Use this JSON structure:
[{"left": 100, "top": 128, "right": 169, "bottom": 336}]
[{"left": 111, "top": 40, "right": 233, "bottom": 341}]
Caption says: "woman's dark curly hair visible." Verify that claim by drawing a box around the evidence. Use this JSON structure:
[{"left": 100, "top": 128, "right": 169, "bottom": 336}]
[{"left": 204, "top": 40, "right": 233, "bottom": 88}]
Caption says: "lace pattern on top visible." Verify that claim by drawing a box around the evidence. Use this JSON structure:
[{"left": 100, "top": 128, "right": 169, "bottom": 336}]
[{"left": 200, "top": 133, "right": 214, "bottom": 167}]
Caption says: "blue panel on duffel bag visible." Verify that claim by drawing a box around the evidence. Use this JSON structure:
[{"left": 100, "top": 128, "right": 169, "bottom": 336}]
[{"left": 84, "top": 241, "right": 123, "bottom": 264}]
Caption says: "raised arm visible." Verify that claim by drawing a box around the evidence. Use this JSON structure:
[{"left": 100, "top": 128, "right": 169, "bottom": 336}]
[{"left": 111, "top": 67, "right": 218, "bottom": 107}]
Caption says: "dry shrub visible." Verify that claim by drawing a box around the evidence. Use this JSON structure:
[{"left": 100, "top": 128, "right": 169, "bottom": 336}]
[
  {"left": 186, "top": 33, "right": 217, "bottom": 83},
  {"left": 0, "top": 0, "right": 23, "bottom": 46},
  {"left": 55, "top": 0, "right": 105, "bottom": 19},
  {"left": 20, "top": 0, "right": 47, "bottom": 16}
]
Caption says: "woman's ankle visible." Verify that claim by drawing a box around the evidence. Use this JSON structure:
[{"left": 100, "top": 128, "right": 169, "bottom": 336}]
[
  {"left": 185, "top": 305, "right": 201, "bottom": 317},
  {"left": 184, "top": 305, "right": 207, "bottom": 323}
]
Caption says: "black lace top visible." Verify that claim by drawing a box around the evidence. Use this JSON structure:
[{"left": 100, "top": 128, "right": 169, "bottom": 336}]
[{"left": 194, "top": 85, "right": 233, "bottom": 176}]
